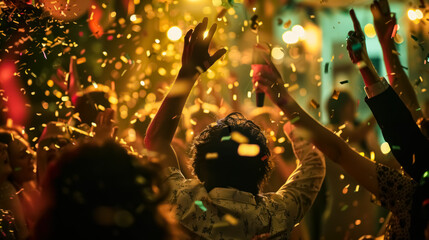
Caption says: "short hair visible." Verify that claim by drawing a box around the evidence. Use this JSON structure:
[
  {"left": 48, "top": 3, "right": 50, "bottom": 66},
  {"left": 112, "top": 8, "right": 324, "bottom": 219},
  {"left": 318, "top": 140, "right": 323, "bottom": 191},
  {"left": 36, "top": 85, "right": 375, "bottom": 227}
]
[
  {"left": 190, "top": 112, "right": 272, "bottom": 195},
  {"left": 326, "top": 91, "right": 354, "bottom": 125},
  {"left": 34, "top": 141, "right": 174, "bottom": 240}
]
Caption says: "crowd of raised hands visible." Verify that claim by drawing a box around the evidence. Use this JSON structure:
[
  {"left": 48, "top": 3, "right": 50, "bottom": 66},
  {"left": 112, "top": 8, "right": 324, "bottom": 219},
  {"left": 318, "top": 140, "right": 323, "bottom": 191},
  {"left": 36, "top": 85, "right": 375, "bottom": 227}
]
[{"left": 0, "top": 0, "right": 428, "bottom": 239}]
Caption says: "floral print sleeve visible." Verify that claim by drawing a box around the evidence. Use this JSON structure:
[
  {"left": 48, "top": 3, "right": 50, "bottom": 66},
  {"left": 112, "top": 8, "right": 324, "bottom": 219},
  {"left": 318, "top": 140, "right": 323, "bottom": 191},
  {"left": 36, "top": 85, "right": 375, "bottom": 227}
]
[{"left": 267, "top": 127, "right": 326, "bottom": 227}]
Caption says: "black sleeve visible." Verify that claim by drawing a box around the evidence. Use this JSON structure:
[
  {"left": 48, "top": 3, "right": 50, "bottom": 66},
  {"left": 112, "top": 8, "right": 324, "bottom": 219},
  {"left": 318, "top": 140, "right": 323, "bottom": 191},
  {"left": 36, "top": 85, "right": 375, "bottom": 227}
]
[{"left": 365, "top": 86, "right": 429, "bottom": 181}]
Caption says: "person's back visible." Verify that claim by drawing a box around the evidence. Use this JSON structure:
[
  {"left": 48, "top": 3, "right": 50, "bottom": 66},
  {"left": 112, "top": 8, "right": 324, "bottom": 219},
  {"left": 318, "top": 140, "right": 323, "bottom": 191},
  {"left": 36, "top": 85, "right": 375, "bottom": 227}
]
[
  {"left": 142, "top": 18, "right": 325, "bottom": 239},
  {"left": 165, "top": 113, "right": 326, "bottom": 239}
]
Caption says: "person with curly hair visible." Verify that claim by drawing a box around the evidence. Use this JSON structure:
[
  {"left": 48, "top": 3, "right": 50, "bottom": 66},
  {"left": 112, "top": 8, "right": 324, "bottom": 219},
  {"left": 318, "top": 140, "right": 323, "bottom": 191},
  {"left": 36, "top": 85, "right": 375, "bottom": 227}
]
[{"left": 144, "top": 18, "right": 326, "bottom": 239}]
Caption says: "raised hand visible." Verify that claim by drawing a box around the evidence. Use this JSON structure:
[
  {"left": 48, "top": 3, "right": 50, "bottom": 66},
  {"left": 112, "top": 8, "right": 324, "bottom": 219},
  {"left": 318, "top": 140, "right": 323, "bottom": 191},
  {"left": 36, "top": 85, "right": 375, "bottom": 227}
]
[
  {"left": 181, "top": 17, "right": 227, "bottom": 76},
  {"left": 371, "top": 0, "right": 397, "bottom": 46},
  {"left": 252, "top": 53, "right": 288, "bottom": 106},
  {"left": 346, "top": 9, "right": 369, "bottom": 64},
  {"left": 93, "top": 108, "right": 116, "bottom": 141}
]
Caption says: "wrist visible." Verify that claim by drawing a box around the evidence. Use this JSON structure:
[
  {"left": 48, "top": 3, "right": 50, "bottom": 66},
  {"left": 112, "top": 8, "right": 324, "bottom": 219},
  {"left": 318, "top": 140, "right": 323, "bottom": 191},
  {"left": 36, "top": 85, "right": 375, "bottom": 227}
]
[
  {"left": 380, "top": 40, "right": 396, "bottom": 52},
  {"left": 178, "top": 66, "right": 200, "bottom": 79},
  {"left": 276, "top": 93, "right": 292, "bottom": 109}
]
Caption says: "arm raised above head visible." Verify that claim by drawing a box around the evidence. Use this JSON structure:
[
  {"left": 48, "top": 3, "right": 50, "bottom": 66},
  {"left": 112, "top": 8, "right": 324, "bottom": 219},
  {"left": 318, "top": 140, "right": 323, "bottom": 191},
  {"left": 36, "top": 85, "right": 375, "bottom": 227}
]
[{"left": 143, "top": 18, "right": 227, "bottom": 169}]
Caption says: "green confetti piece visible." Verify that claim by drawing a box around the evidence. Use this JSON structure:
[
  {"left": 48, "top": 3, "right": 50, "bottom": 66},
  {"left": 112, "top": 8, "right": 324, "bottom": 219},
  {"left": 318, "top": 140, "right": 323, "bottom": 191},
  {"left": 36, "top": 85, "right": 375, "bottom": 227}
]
[
  {"left": 195, "top": 200, "right": 207, "bottom": 211},
  {"left": 221, "top": 136, "right": 232, "bottom": 142},
  {"left": 391, "top": 145, "right": 401, "bottom": 150},
  {"left": 290, "top": 116, "right": 300, "bottom": 124},
  {"left": 340, "top": 205, "right": 349, "bottom": 211}
]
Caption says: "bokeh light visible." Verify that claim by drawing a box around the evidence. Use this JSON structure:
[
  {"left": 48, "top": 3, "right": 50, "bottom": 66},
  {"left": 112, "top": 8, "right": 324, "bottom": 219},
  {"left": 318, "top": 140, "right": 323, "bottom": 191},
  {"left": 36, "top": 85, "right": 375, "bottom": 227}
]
[
  {"left": 167, "top": 26, "right": 182, "bottom": 42},
  {"left": 380, "top": 142, "right": 391, "bottom": 154},
  {"left": 408, "top": 9, "right": 417, "bottom": 21},
  {"left": 271, "top": 47, "right": 285, "bottom": 60},
  {"left": 415, "top": 9, "right": 424, "bottom": 19},
  {"left": 292, "top": 25, "right": 305, "bottom": 39},
  {"left": 364, "top": 23, "right": 376, "bottom": 38},
  {"left": 282, "top": 31, "right": 299, "bottom": 44}
]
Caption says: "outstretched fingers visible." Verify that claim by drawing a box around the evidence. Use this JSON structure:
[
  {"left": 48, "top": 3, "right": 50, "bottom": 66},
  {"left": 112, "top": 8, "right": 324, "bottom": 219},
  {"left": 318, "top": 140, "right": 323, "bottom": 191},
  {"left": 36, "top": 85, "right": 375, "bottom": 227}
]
[
  {"left": 377, "top": 0, "right": 391, "bottom": 15},
  {"left": 350, "top": 9, "right": 364, "bottom": 37},
  {"left": 184, "top": 29, "right": 193, "bottom": 46},
  {"left": 208, "top": 48, "right": 227, "bottom": 67},
  {"left": 204, "top": 23, "right": 217, "bottom": 45}
]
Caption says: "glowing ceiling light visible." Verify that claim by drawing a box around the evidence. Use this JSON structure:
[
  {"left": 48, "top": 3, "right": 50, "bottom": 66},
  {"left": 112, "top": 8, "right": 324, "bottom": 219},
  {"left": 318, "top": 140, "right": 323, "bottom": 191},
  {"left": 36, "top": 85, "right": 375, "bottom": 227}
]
[
  {"left": 415, "top": 9, "right": 424, "bottom": 19},
  {"left": 408, "top": 9, "right": 417, "bottom": 21},
  {"left": 292, "top": 25, "right": 305, "bottom": 39},
  {"left": 282, "top": 31, "right": 299, "bottom": 44},
  {"left": 167, "top": 26, "right": 182, "bottom": 42}
]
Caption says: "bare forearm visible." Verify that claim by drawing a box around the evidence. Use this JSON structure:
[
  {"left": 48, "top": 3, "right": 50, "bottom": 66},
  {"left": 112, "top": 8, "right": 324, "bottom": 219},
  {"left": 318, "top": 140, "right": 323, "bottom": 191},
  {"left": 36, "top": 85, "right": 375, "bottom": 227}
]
[
  {"left": 381, "top": 43, "right": 423, "bottom": 120},
  {"left": 144, "top": 69, "right": 198, "bottom": 150},
  {"left": 276, "top": 94, "right": 379, "bottom": 195},
  {"left": 277, "top": 95, "right": 348, "bottom": 164}
]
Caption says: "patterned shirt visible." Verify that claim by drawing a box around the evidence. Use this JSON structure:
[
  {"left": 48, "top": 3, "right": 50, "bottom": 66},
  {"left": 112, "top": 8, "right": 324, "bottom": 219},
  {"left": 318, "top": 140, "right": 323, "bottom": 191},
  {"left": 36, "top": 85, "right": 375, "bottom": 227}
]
[
  {"left": 376, "top": 163, "right": 417, "bottom": 240},
  {"left": 166, "top": 131, "right": 325, "bottom": 240}
]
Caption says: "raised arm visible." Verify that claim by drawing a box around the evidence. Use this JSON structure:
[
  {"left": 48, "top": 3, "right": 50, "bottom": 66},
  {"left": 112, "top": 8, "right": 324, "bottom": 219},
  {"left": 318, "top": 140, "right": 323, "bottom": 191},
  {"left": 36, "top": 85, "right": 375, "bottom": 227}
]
[
  {"left": 371, "top": 0, "right": 423, "bottom": 121},
  {"left": 143, "top": 18, "right": 226, "bottom": 169},
  {"left": 347, "top": 9, "right": 429, "bottom": 181},
  {"left": 273, "top": 123, "right": 325, "bottom": 224},
  {"left": 252, "top": 49, "right": 379, "bottom": 197}
]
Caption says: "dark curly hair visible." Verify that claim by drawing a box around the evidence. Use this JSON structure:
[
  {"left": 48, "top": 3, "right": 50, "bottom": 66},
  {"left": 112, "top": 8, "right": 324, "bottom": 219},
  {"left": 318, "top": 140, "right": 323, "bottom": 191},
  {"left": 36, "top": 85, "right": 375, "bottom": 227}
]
[{"left": 190, "top": 112, "right": 272, "bottom": 195}]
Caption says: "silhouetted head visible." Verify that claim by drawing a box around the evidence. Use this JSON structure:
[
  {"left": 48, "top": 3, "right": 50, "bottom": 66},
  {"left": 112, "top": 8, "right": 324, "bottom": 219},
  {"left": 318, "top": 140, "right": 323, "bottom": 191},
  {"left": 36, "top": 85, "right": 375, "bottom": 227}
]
[
  {"left": 0, "top": 130, "right": 35, "bottom": 185},
  {"left": 36, "top": 122, "right": 73, "bottom": 185},
  {"left": 191, "top": 112, "right": 272, "bottom": 195},
  {"left": 34, "top": 141, "right": 174, "bottom": 240},
  {"left": 327, "top": 91, "right": 356, "bottom": 125}
]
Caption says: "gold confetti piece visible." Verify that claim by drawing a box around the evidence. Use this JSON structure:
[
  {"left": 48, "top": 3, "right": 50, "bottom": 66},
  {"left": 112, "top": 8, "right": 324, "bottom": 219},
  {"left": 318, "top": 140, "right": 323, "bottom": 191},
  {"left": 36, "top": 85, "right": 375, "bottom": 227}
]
[
  {"left": 332, "top": 90, "right": 340, "bottom": 100},
  {"left": 223, "top": 214, "right": 238, "bottom": 226},
  {"left": 230, "top": 131, "right": 249, "bottom": 143},
  {"left": 355, "top": 185, "right": 360, "bottom": 192},
  {"left": 205, "top": 152, "right": 218, "bottom": 159},
  {"left": 310, "top": 99, "right": 319, "bottom": 109},
  {"left": 120, "top": 55, "right": 128, "bottom": 63},
  {"left": 284, "top": 19, "right": 291, "bottom": 29},
  {"left": 290, "top": 63, "right": 296, "bottom": 72},
  {"left": 76, "top": 57, "right": 86, "bottom": 64},
  {"left": 287, "top": 84, "right": 299, "bottom": 92},
  {"left": 237, "top": 144, "right": 260, "bottom": 157}
]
